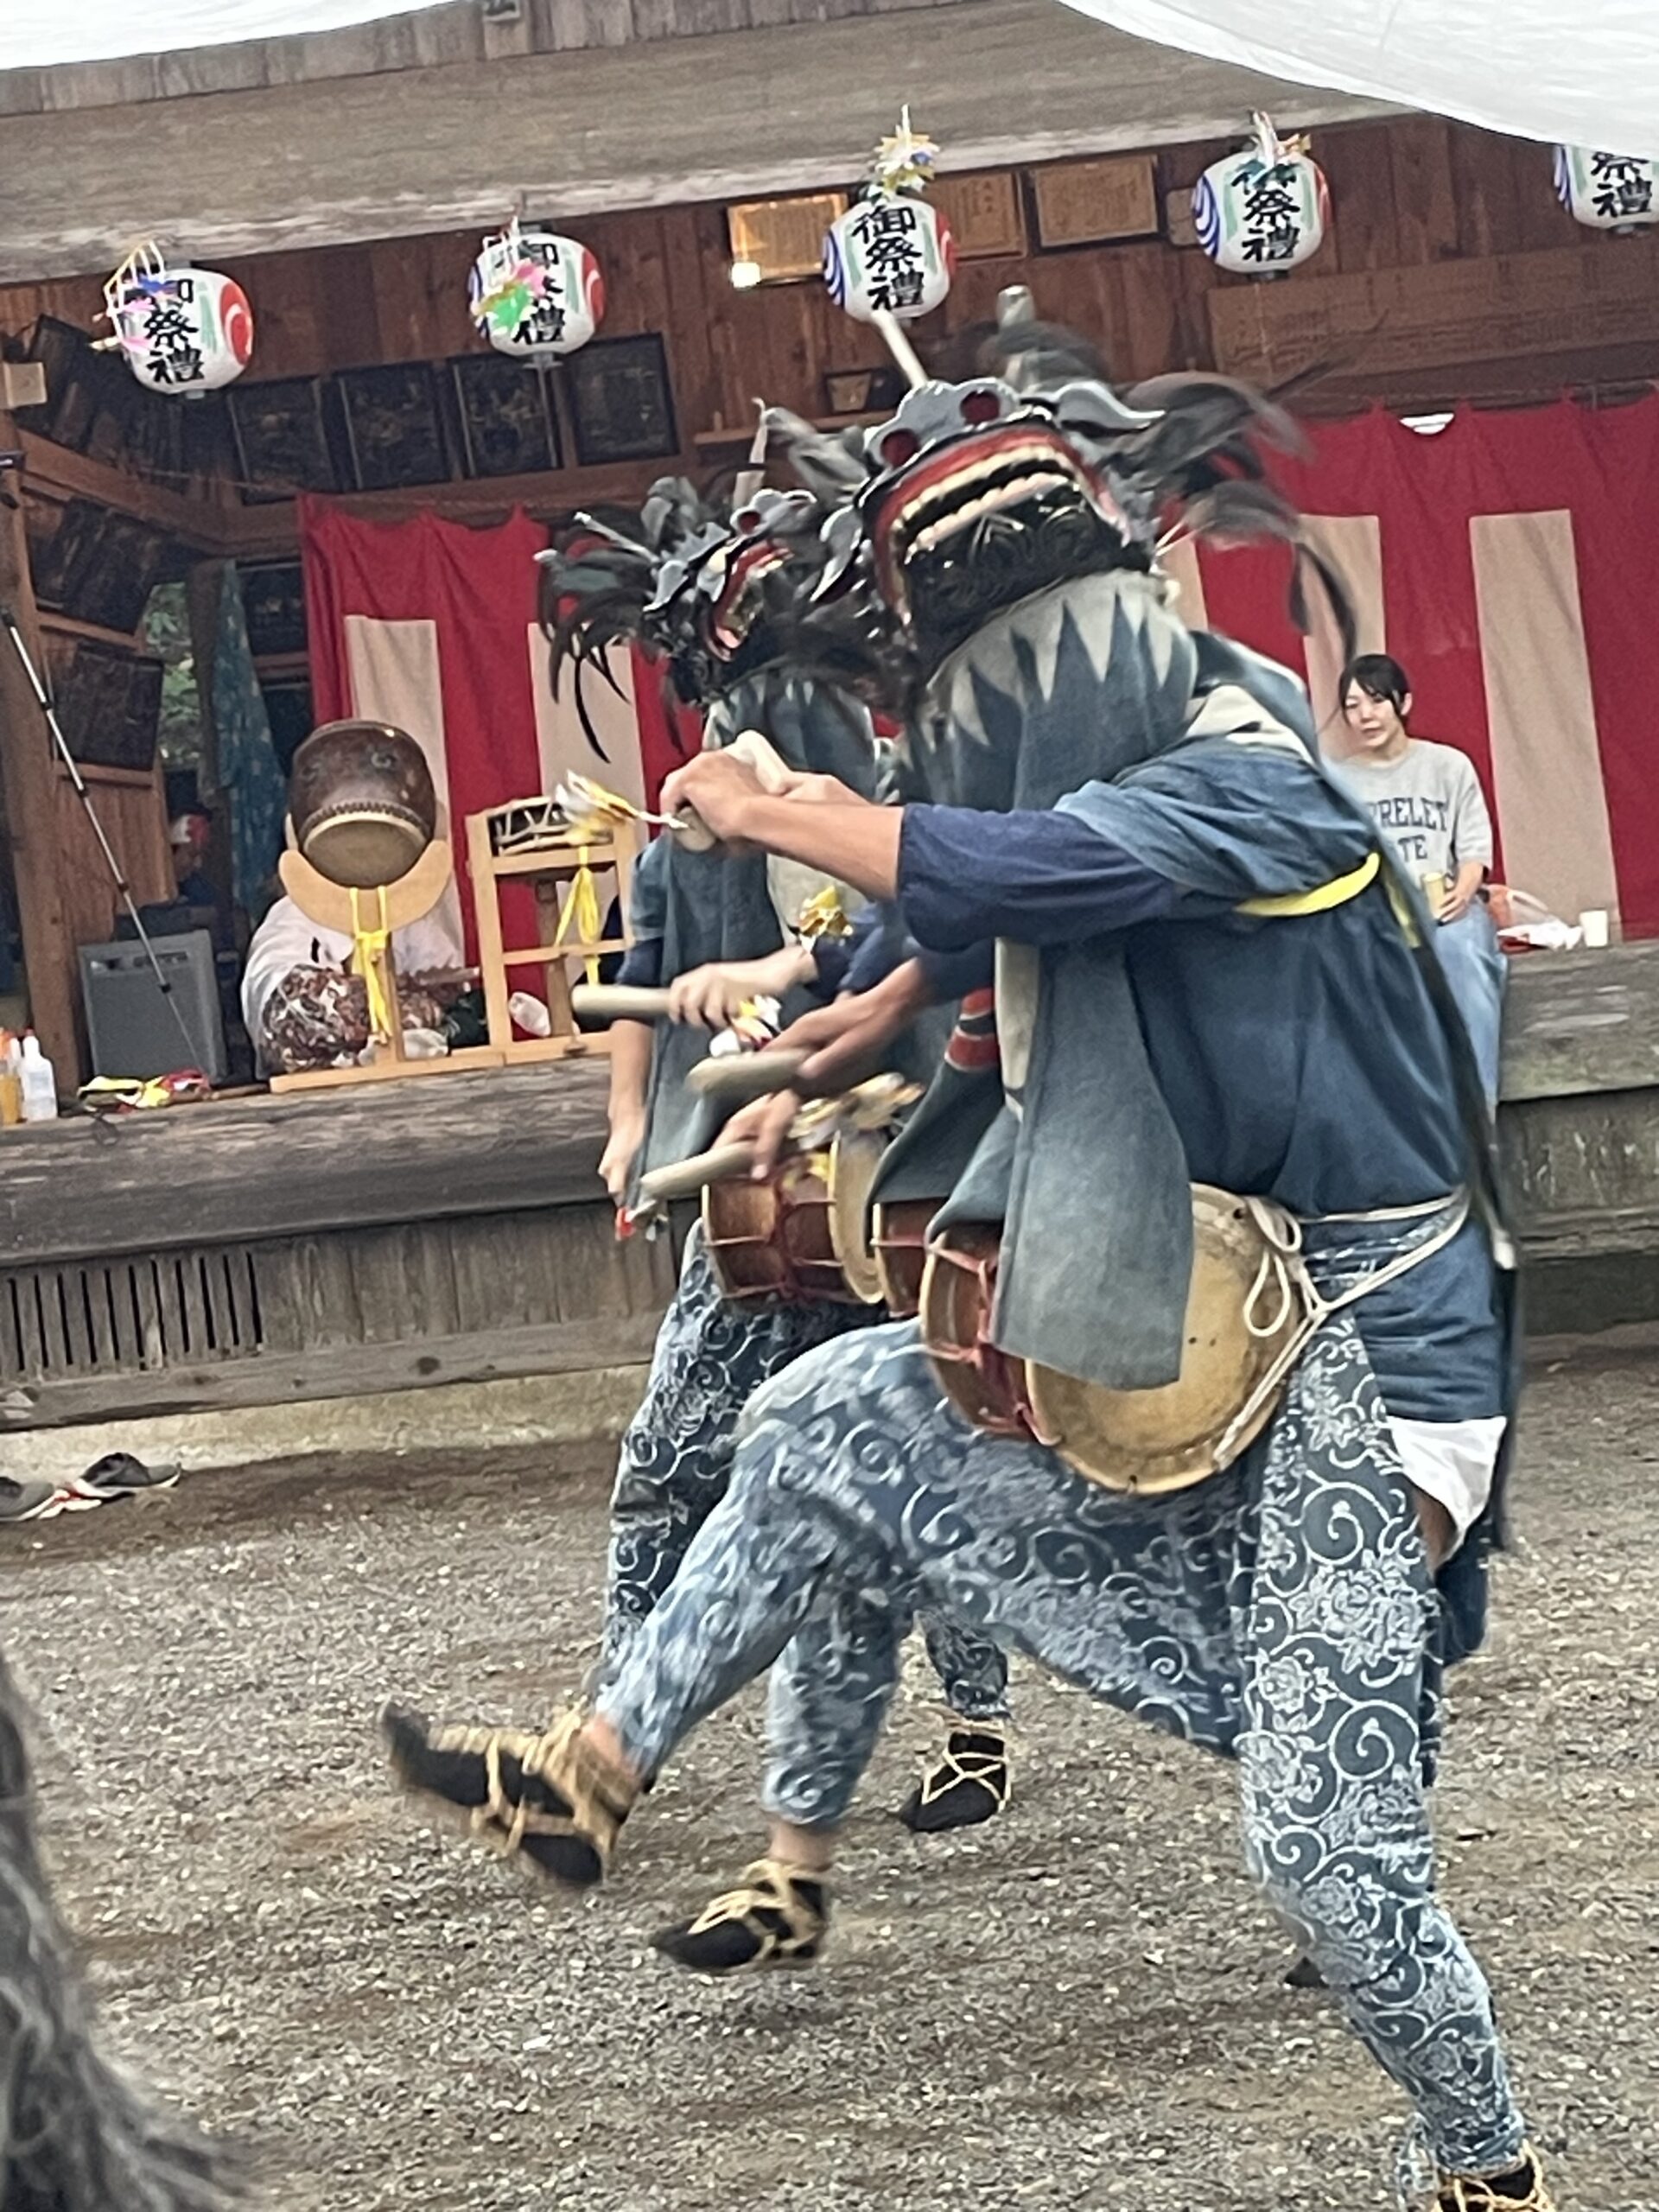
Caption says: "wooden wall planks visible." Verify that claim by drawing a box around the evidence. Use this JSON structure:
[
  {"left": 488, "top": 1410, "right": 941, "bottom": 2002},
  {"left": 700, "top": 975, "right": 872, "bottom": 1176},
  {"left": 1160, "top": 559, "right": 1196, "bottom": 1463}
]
[{"left": 0, "top": 115, "right": 1652, "bottom": 553}]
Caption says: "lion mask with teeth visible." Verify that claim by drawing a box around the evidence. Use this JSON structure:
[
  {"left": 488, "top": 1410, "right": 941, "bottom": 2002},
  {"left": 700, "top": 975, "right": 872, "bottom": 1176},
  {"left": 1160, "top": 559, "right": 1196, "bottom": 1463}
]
[
  {"left": 767, "top": 321, "right": 1351, "bottom": 811},
  {"left": 539, "top": 478, "right": 846, "bottom": 739}
]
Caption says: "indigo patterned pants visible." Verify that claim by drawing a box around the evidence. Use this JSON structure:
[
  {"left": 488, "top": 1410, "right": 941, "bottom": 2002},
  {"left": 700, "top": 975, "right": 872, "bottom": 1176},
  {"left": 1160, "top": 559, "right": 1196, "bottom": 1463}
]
[
  {"left": 597, "top": 1313, "right": 1526, "bottom": 2181},
  {"left": 596, "top": 1224, "right": 1009, "bottom": 1723}
]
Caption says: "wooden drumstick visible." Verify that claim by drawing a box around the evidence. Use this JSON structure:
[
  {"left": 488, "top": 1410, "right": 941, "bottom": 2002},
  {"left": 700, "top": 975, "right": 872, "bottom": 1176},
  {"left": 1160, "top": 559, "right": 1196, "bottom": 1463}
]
[
  {"left": 726, "top": 730, "right": 793, "bottom": 791},
  {"left": 684, "top": 1050, "right": 809, "bottom": 1101},
  {"left": 571, "top": 983, "right": 673, "bottom": 1021},
  {"left": 671, "top": 804, "right": 716, "bottom": 853},
  {"left": 637, "top": 1141, "right": 759, "bottom": 1203}
]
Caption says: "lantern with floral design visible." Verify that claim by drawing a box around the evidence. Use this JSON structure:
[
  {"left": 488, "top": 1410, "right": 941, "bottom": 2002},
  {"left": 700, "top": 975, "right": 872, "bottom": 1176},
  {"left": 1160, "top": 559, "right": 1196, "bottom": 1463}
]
[
  {"left": 1193, "top": 113, "right": 1330, "bottom": 276},
  {"left": 100, "top": 243, "right": 254, "bottom": 393},
  {"left": 469, "top": 221, "right": 606, "bottom": 359},
  {"left": 1553, "top": 146, "right": 1659, "bottom": 232},
  {"left": 823, "top": 109, "right": 956, "bottom": 326}
]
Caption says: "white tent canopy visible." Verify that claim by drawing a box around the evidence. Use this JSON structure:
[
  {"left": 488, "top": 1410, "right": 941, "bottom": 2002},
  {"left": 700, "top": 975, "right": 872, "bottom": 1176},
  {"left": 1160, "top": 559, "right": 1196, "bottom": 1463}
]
[
  {"left": 2, "top": 0, "right": 426, "bottom": 68},
  {"left": 1057, "top": 0, "right": 1659, "bottom": 157}
]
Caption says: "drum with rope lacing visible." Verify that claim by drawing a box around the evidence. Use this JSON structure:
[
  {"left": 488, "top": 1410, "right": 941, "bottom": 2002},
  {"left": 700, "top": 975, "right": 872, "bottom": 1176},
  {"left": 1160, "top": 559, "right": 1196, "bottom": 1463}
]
[{"left": 920, "top": 1186, "right": 1316, "bottom": 1495}]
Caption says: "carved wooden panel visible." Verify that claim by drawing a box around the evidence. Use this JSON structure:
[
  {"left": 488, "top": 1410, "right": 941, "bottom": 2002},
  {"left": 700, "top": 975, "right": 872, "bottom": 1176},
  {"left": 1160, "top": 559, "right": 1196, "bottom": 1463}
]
[
  {"left": 932, "top": 169, "right": 1026, "bottom": 259},
  {"left": 727, "top": 193, "right": 848, "bottom": 283},
  {"left": 1030, "top": 154, "right": 1159, "bottom": 246}
]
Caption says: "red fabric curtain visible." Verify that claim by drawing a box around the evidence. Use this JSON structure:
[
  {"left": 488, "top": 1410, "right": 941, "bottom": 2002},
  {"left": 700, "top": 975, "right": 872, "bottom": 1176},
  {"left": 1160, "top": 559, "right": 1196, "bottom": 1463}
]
[
  {"left": 300, "top": 497, "right": 688, "bottom": 953},
  {"left": 1196, "top": 396, "right": 1659, "bottom": 934},
  {"left": 302, "top": 393, "right": 1659, "bottom": 942}
]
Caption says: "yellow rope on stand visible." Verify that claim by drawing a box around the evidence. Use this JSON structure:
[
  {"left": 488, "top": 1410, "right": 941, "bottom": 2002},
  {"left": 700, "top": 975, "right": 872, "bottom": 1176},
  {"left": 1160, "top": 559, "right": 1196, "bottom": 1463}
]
[
  {"left": 349, "top": 884, "right": 396, "bottom": 1041},
  {"left": 550, "top": 835, "right": 606, "bottom": 987}
]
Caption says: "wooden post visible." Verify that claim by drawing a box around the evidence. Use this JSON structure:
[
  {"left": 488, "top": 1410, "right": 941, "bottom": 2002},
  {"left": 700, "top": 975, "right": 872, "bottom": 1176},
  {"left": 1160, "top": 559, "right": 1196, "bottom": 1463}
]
[
  {"left": 0, "top": 405, "right": 81, "bottom": 1078},
  {"left": 467, "top": 804, "right": 514, "bottom": 1052}
]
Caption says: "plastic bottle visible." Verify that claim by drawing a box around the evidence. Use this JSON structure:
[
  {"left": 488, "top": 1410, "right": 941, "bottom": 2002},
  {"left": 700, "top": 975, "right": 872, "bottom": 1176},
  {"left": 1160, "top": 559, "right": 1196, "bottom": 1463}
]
[{"left": 18, "top": 1034, "right": 57, "bottom": 1123}]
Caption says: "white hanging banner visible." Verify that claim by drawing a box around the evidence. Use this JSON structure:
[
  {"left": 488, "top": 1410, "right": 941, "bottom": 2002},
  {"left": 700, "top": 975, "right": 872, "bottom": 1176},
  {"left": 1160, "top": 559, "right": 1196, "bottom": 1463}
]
[
  {"left": 1053, "top": 0, "right": 1659, "bottom": 158},
  {"left": 2, "top": 0, "right": 434, "bottom": 71}
]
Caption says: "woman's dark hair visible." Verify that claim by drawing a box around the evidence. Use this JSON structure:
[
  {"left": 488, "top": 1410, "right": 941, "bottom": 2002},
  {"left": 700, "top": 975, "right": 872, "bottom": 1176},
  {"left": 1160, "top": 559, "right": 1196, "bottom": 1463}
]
[{"left": 1341, "top": 652, "right": 1412, "bottom": 714}]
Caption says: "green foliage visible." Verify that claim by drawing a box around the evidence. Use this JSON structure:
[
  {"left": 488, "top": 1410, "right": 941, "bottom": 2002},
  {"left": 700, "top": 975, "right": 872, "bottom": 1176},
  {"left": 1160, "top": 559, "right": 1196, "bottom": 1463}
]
[{"left": 143, "top": 582, "right": 205, "bottom": 770}]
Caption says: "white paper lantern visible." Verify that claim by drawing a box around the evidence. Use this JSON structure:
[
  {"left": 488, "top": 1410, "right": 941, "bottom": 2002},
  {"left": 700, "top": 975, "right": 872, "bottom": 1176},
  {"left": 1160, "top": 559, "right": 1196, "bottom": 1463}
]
[
  {"left": 1193, "top": 113, "right": 1330, "bottom": 276},
  {"left": 103, "top": 249, "right": 254, "bottom": 393},
  {"left": 469, "top": 224, "right": 605, "bottom": 359},
  {"left": 823, "top": 192, "right": 955, "bottom": 325},
  {"left": 1553, "top": 145, "right": 1659, "bottom": 232}
]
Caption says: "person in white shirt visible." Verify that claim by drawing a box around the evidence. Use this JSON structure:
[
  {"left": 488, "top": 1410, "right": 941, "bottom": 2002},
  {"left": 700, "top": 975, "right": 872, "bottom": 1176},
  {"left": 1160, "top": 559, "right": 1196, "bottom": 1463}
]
[
  {"left": 1336, "top": 653, "right": 1507, "bottom": 1106},
  {"left": 240, "top": 895, "right": 463, "bottom": 1075}
]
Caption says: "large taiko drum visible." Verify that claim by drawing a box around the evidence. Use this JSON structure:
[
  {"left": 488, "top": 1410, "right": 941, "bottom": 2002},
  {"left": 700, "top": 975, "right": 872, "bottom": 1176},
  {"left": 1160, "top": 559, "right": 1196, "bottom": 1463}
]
[
  {"left": 289, "top": 721, "right": 438, "bottom": 890},
  {"left": 919, "top": 1187, "right": 1311, "bottom": 1496}
]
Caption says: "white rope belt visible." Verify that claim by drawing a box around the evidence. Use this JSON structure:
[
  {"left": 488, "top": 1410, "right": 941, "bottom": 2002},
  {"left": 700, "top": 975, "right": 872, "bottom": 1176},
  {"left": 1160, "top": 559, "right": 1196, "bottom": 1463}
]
[{"left": 1218, "top": 1189, "right": 1471, "bottom": 1471}]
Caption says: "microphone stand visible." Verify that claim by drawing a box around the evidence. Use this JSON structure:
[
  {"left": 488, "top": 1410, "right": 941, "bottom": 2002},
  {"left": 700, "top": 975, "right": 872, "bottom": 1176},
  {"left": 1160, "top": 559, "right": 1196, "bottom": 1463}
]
[{"left": 0, "top": 601, "right": 205, "bottom": 1068}]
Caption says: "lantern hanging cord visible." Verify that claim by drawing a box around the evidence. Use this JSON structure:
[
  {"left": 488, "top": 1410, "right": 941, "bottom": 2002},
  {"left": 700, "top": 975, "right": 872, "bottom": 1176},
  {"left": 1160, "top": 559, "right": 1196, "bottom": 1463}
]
[{"left": 0, "top": 604, "right": 204, "bottom": 1071}]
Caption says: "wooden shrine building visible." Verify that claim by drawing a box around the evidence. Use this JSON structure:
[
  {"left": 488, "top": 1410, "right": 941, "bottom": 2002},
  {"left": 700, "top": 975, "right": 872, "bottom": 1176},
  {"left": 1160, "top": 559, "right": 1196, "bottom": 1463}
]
[{"left": 2, "top": 0, "right": 1659, "bottom": 1427}]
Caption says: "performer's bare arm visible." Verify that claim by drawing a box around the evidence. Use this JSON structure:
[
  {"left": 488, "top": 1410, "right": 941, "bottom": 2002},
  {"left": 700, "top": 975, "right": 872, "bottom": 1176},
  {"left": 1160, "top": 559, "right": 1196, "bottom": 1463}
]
[
  {"left": 601, "top": 1020, "right": 653, "bottom": 1204},
  {"left": 666, "top": 943, "right": 817, "bottom": 1031},
  {"left": 661, "top": 754, "right": 900, "bottom": 901}
]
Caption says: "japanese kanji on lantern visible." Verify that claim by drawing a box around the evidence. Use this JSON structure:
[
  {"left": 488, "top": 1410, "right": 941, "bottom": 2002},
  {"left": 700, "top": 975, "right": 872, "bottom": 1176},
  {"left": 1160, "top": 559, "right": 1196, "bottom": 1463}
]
[
  {"left": 823, "top": 109, "right": 956, "bottom": 326},
  {"left": 1193, "top": 114, "right": 1330, "bottom": 276},
  {"left": 99, "top": 242, "right": 254, "bottom": 394},
  {"left": 1554, "top": 146, "right": 1659, "bottom": 232},
  {"left": 469, "top": 221, "right": 606, "bottom": 359}
]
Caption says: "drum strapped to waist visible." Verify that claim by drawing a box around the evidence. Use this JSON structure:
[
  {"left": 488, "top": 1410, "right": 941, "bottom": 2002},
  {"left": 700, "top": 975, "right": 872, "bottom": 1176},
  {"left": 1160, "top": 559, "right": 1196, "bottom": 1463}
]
[
  {"left": 921, "top": 1186, "right": 1474, "bottom": 1497},
  {"left": 869, "top": 1198, "right": 941, "bottom": 1319},
  {"left": 692, "top": 1079, "right": 919, "bottom": 1312},
  {"left": 702, "top": 1128, "right": 887, "bottom": 1309}
]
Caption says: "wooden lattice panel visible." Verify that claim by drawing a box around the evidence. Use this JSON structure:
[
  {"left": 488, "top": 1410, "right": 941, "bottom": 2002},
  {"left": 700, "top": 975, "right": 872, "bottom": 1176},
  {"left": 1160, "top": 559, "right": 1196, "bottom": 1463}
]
[{"left": 0, "top": 1246, "right": 265, "bottom": 1386}]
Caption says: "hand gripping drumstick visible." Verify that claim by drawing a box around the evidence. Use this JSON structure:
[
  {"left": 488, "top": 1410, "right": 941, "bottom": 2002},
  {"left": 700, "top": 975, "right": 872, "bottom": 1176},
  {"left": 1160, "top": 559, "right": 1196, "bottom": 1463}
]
[
  {"left": 568, "top": 988, "right": 808, "bottom": 1099},
  {"left": 636, "top": 1141, "right": 759, "bottom": 1204}
]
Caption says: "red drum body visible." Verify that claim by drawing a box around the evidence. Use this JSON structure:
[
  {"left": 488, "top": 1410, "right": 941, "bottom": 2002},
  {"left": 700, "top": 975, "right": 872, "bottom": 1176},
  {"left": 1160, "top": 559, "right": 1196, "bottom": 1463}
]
[
  {"left": 868, "top": 1198, "right": 938, "bottom": 1319},
  {"left": 918, "top": 1188, "right": 1309, "bottom": 1496},
  {"left": 702, "top": 1153, "right": 862, "bottom": 1309},
  {"left": 918, "top": 1226, "right": 1054, "bottom": 1446}
]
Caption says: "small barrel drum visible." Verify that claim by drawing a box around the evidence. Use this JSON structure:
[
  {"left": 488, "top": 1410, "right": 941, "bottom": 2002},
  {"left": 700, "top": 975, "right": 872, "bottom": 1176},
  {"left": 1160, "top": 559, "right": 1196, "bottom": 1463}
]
[
  {"left": 918, "top": 1225, "right": 1055, "bottom": 1446},
  {"left": 919, "top": 1188, "right": 1309, "bottom": 1495},
  {"left": 826, "top": 1128, "right": 888, "bottom": 1307},
  {"left": 870, "top": 1198, "right": 943, "bottom": 1319},
  {"left": 702, "top": 1153, "right": 866, "bottom": 1309},
  {"left": 289, "top": 721, "right": 438, "bottom": 890}
]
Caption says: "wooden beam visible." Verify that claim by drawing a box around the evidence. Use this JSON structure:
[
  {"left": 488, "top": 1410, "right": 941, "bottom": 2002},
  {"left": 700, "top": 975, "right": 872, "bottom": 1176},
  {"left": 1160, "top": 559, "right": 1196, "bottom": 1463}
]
[
  {"left": 0, "top": 402, "right": 82, "bottom": 1078},
  {"left": 0, "top": 2, "right": 1389, "bottom": 283},
  {"left": 221, "top": 447, "right": 714, "bottom": 559},
  {"left": 18, "top": 430, "right": 238, "bottom": 552},
  {"left": 0, "top": 1311, "right": 664, "bottom": 1429},
  {"left": 3, "top": 0, "right": 965, "bottom": 119},
  {"left": 0, "top": 1058, "right": 619, "bottom": 1265},
  {"left": 36, "top": 607, "right": 145, "bottom": 652}
]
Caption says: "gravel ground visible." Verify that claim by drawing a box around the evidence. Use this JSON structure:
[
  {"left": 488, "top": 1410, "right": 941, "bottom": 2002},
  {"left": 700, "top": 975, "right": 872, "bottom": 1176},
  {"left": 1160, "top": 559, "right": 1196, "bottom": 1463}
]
[{"left": 5, "top": 1350, "right": 1657, "bottom": 2212}]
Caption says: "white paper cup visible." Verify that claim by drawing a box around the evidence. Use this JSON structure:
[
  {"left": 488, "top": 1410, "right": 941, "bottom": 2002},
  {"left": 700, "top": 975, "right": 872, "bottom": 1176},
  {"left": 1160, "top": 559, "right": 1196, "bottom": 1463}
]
[{"left": 1580, "top": 909, "right": 1611, "bottom": 948}]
